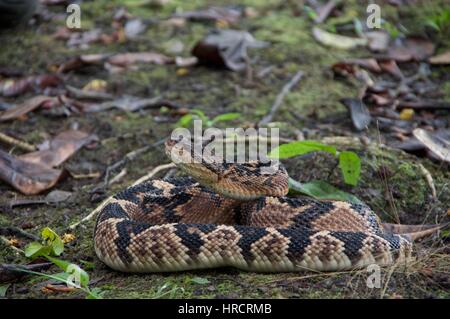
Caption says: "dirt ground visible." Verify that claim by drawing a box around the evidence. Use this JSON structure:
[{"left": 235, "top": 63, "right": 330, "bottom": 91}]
[{"left": 0, "top": 0, "right": 449, "bottom": 299}]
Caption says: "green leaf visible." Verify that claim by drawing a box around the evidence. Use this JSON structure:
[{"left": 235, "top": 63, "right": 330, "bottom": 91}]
[
  {"left": 46, "top": 256, "right": 89, "bottom": 288},
  {"left": 190, "top": 109, "right": 209, "bottom": 123},
  {"left": 41, "top": 227, "right": 64, "bottom": 256},
  {"left": 189, "top": 277, "right": 210, "bottom": 285},
  {"left": 338, "top": 151, "right": 361, "bottom": 186},
  {"left": 24, "top": 242, "right": 51, "bottom": 258},
  {"left": 268, "top": 141, "right": 337, "bottom": 159},
  {"left": 86, "top": 287, "right": 104, "bottom": 299},
  {"left": 288, "top": 179, "right": 363, "bottom": 204},
  {"left": 46, "top": 256, "right": 70, "bottom": 271},
  {"left": 80, "top": 260, "right": 96, "bottom": 270},
  {"left": 176, "top": 114, "right": 193, "bottom": 128},
  {"left": 0, "top": 284, "right": 10, "bottom": 297},
  {"left": 210, "top": 113, "right": 240, "bottom": 126}
]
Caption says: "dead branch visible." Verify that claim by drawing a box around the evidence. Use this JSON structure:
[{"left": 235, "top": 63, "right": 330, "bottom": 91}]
[{"left": 258, "top": 70, "right": 304, "bottom": 126}]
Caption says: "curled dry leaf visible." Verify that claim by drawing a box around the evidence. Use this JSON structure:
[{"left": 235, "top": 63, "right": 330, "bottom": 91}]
[
  {"left": 0, "top": 75, "right": 61, "bottom": 97},
  {"left": 192, "top": 29, "right": 267, "bottom": 71},
  {"left": 0, "top": 149, "right": 66, "bottom": 195},
  {"left": 413, "top": 128, "right": 450, "bottom": 163},
  {"left": 340, "top": 98, "right": 371, "bottom": 131},
  {"left": 312, "top": 27, "right": 367, "bottom": 50},
  {"left": 19, "top": 130, "right": 98, "bottom": 167},
  {"left": 0, "top": 96, "right": 58, "bottom": 122}
]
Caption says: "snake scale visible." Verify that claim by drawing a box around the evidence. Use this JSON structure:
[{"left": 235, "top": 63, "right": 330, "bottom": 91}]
[{"left": 94, "top": 138, "right": 413, "bottom": 272}]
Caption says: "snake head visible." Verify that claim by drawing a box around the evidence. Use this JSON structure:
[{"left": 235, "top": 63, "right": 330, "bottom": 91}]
[{"left": 165, "top": 137, "right": 289, "bottom": 200}]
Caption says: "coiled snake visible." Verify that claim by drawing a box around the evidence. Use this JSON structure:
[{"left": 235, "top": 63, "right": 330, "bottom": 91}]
[{"left": 94, "top": 138, "right": 415, "bottom": 272}]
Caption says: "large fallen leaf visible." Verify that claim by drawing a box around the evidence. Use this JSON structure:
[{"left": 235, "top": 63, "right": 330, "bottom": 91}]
[
  {"left": 413, "top": 128, "right": 450, "bottom": 163},
  {"left": 192, "top": 29, "right": 267, "bottom": 71},
  {"left": 0, "top": 149, "right": 66, "bottom": 195},
  {"left": 312, "top": 27, "right": 367, "bottom": 50},
  {"left": 340, "top": 98, "right": 371, "bottom": 131},
  {"left": 0, "top": 96, "right": 58, "bottom": 122},
  {"left": 19, "top": 130, "right": 98, "bottom": 167},
  {"left": 0, "top": 75, "right": 61, "bottom": 97},
  {"left": 387, "top": 36, "right": 435, "bottom": 62}
]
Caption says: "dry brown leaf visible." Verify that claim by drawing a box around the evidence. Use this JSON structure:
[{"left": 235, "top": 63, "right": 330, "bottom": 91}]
[
  {"left": 0, "top": 96, "right": 58, "bottom": 122},
  {"left": 19, "top": 130, "right": 98, "bottom": 167},
  {"left": 387, "top": 36, "right": 435, "bottom": 62},
  {"left": 0, "top": 149, "right": 66, "bottom": 195},
  {"left": 0, "top": 75, "right": 61, "bottom": 97}
]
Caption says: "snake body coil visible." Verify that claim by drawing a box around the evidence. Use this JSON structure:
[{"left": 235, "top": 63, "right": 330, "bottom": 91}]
[{"left": 94, "top": 139, "right": 413, "bottom": 272}]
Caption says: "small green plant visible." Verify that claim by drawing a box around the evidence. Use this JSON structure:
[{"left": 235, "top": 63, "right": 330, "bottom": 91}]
[
  {"left": 268, "top": 140, "right": 361, "bottom": 186},
  {"left": 177, "top": 109, "right": 240, "bottom": 128},
  {"left": 268, "top": 141, "right": 363, "bottom": 204},
  {"left": 151, "top": 282, "right": 185, "bottom": 299},
  {"left": 381, "top": 20, "right": 402, "bottom": 38},
  {"left": 425, "top": 9, "right": 450, "bottom": 32},
  {"left": 21, "top": 227, "right": 102, "bottom": 299}
]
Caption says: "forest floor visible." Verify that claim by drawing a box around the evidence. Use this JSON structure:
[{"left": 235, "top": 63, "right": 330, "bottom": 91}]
[{"left": 0, "top": 0, "right": 449, "bottom": 299}]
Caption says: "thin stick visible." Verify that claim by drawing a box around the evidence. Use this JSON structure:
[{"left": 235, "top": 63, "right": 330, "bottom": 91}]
[
  {"left": 0, "top": 132, "right": 36, "bottom": 152},
  {"left": 69, "top": 162, "right": 175, "bottom": 229},
  {"left": 258, "top": 70, "right": 304, "bottom": 126},
  {"left": 107, "top": 168, "right": 127, "bottom": 186},
  {"left": 103, "top": 138, "right": 166, "bottom": 187}
]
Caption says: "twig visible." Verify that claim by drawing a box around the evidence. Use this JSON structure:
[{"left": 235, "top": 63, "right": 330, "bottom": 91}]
[
  {"left": 0, "top": 236, "right": 24, "bottom": 254},
  {"left": 108, "top": 168, "right": 127, "bottom": 186},
  {"left": 0, "top": 132, "right": 36, "bottom": 152},
  {"left": 71, "top": 172, "right": 101, "bottom": 180},
  {"left": 102, "top": 138, "right": 166, "bottom": 188},
  {"left": 418, "top": 163, "right": 437, "bottom": 200},
  {"left": 397, "top": 100, "right": 450, "bottom": 111},
  {"left": 0, "top": 226, "right": 40, "bottom": 241},
  {"left": 69, "top": 162, "right": 176, "bottom": 229},
  {"left": 258, "top": 70, "right": 304, "bottom": 126}
]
